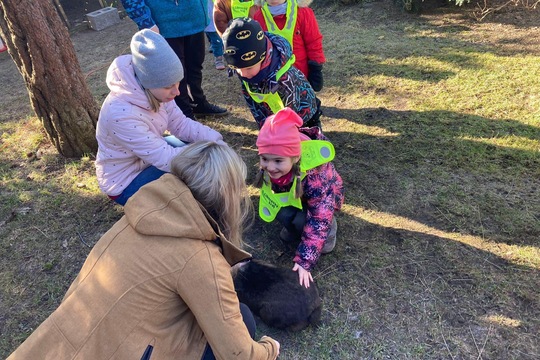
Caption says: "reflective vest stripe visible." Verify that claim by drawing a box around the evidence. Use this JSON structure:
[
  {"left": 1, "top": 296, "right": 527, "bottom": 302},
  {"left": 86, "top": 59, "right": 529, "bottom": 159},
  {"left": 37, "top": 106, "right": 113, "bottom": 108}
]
[
  {"left": 259, "top": 140, "right": 335, "bottom": 222},
  {"left": 243, "top": 55, "right": 295, "bottom": 114},
  {"left": 261, "top": 0, "right": 298, "bottom": 50}
]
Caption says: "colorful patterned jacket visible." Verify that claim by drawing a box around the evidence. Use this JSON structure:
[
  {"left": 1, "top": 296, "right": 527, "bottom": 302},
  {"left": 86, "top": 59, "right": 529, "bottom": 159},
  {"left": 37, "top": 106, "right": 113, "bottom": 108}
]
[
  {"left": 270, "top": 127, "right": 344, "bottom": 271},
  {"left": 239, "top": 32, "right": 317, "bottom": 129}
]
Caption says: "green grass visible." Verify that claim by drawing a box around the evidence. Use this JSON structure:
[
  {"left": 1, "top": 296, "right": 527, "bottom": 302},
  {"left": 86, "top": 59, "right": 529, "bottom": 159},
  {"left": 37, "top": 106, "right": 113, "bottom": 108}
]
[{"left": 1, "top": 1, "right": 540, "bottom": 359}]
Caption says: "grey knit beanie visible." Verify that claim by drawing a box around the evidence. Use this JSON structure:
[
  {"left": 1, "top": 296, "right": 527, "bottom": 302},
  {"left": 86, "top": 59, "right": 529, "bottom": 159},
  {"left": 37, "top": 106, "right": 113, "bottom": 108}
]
[{"left": 130, "top": 29, "right": 184, "bottom": 89}]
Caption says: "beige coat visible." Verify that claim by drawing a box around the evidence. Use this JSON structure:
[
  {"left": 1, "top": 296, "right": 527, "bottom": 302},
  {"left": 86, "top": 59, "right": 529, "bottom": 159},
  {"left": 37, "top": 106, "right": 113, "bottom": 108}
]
[{"left": 8, "top": 174, "right": 278, "bottom": 360}]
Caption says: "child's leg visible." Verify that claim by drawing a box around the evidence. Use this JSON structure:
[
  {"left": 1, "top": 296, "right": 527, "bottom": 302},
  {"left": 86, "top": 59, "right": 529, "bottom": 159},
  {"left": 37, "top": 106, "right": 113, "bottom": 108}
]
[
  {"left": 200, "top": 303, "right": 255, "bottom": 359},
  {"left": 322, "top": 217, "right": 338, "bottom": 254},
  {"left": 305, "top": 97, "right": 323, "bottom": 129},
  {"left": 276, "top": 207, "right": 307, "bottom": 242},
  {"left": 204, "top": 31, "right": 213, "bottom": 53},
  {"left": 114, "top": 166, "right": 166, "bottom": 206},
  {"left": 206, "top": 31, "right": 225, "bottom": 70},
  {"left": 206, "top": 31, "right": 224, "bottom": 57}
]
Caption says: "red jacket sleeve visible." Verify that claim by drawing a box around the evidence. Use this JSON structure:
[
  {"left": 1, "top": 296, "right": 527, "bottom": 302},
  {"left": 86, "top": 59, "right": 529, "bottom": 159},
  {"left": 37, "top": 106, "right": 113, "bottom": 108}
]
[{"left": 298, "top": 7, "right": 325, "bottom": 64}]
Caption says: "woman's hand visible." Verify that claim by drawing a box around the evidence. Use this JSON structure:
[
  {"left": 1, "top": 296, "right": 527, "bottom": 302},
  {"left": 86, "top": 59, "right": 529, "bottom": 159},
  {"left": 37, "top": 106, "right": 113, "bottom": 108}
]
[
  {"left": 150, "top": 25, "right": 160, "bottom": 34},
  {"left": 292, "top": 263, "right": 313, "bottom": 288}
]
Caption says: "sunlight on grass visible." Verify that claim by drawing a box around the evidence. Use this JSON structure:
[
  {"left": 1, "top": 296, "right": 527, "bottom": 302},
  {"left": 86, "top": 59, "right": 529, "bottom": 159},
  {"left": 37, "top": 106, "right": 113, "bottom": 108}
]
[
  {"left": 0, "top": 117, "right": 45, "bottom": 159},
  {"left": 416, "top": 53, "right": 540, "bottom": 121},
  {"left": 380, "top": 56, "right": 460, "bottom": 74},
  {"left": 482, "top": 314, "right": 521, "bottom": 328},
  {"left": 461, "top": 135, "right": 540, "bottom": 152},
  {"left": 341, "top": 203, "right": 540, "bottom": 268},
  {"left": 325, "top": 30, "right": 540, "bottom": 125},
  {"left": 337, "top": 120, "right": 400, "bottom": 137},
  {"left": 213, "top": 122, "right": 258, "bottom": 136}
]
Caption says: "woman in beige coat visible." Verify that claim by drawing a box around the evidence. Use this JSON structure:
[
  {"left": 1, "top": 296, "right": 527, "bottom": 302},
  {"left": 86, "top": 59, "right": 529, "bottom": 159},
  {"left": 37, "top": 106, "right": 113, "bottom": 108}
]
[{"left": 8, "top": 141, "right": 280, "bottom": 360}]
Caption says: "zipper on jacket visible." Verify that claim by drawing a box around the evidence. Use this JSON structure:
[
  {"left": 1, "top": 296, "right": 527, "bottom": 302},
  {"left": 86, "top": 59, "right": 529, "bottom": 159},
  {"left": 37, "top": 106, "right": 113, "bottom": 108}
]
[{"left": 141, "top": 345, "right": 154, "bottom": 360}]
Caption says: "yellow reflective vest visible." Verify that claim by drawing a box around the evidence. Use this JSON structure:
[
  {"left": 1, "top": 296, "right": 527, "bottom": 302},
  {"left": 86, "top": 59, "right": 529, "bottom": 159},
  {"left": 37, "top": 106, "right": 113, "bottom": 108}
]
[
  {"left": 243, "top": 55, "right": 295, "bottom": 114},
  {"left": 260, "top": 0, "right": 298, "bottom": 50},
  {"left": 259, "top": 140, "right": 335, "bottom": 222},
  {"left": 231, "top": 0, "right": 255, "bottom": 19}
]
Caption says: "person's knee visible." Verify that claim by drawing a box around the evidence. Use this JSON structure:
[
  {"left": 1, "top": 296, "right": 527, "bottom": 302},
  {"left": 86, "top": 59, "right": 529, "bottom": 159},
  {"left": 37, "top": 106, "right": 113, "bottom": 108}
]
[
  {"left": 276, "top": 207, "right": 299, "bottom": 226},
  {"left": 291, "top": 209, "right": 307, "bottom": 231},
  {"left": 239, "top": 303, "right": 256, "bottom": 339}
]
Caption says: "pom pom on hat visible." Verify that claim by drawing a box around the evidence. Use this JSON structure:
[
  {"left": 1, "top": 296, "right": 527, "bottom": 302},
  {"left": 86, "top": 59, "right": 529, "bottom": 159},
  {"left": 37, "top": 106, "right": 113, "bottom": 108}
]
[
  {"left": 256, "top": 108, "right": 303, "bottom": 157},
  {"left": 222, "top": 17, "right": 267, "bottom": 69},
  {"left": 130, "top": 29, "right": 184, "bottom": 89}
]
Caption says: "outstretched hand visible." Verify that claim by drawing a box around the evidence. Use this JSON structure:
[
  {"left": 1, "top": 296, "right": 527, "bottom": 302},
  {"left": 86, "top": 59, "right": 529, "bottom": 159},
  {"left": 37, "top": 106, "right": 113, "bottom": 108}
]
[{"left": 292, "top": 263, "right": 313, "bottom": 288}]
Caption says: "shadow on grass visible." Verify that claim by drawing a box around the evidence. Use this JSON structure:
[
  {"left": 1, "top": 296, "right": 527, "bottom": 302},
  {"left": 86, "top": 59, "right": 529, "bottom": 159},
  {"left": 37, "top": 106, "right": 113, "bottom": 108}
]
[
  {"left": 321, "top": 106, "right": 539, "bottom": 247},
  {"left": 242, "top": 197, "right": 540, "bottom": 358},
  {"left": 1, "top": 124, "right": 538, "bottom": 359}
]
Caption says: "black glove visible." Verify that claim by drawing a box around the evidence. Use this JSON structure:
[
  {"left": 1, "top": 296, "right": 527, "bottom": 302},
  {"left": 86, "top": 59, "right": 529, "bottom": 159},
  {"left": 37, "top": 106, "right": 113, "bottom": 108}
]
[{"left": 307, "top": 60, "right": 324, "bottom": 92}]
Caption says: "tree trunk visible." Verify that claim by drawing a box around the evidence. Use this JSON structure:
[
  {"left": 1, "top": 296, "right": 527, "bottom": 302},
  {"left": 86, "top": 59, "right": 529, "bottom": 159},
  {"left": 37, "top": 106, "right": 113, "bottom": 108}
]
[{"left": 0, "top": 0, "right": 99, "bottom": 158}]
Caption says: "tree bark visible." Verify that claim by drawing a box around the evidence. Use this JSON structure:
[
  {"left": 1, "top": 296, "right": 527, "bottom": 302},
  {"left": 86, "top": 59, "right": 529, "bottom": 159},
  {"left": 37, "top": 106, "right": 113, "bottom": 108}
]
[{"left": 0, "top": 0, "right": 99, "bottom": 158}]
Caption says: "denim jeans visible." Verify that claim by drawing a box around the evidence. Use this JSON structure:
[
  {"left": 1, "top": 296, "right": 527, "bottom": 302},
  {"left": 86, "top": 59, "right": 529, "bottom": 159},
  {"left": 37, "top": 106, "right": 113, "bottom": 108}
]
[
  {"left": 113, "top": 166, "right": 166, "bottom": 206},
  {"left": 112, "top": 136, "right": 185, "bottom": 206},
  {"left": 205, "top": 31, "right": 224, "bottom": 57}
]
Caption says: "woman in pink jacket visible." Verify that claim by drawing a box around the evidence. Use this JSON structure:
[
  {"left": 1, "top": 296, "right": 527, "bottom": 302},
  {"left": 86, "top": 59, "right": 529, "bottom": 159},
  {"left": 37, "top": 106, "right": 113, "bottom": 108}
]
[{"left": 96, "top": 29, "right": 225, "bottom": 205}]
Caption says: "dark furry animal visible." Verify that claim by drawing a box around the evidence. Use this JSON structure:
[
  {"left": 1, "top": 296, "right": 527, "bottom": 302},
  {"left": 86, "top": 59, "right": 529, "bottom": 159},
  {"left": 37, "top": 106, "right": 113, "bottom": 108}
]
[{"left": 233, "top": 259, "right": 322, "bottom": 332}]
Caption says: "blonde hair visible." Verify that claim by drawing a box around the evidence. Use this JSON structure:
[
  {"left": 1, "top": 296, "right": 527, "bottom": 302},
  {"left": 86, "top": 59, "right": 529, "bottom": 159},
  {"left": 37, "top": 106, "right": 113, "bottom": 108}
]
[
  {"left": 170, "top": 141, "right": 252, "bottom": 246},
  {"left": 144, "top": 88, "right": 161, "bottom": 112}
]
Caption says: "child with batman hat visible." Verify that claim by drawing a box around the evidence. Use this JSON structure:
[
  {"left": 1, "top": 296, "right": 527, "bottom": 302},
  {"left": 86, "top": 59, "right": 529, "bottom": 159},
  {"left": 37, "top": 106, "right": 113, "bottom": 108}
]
[{"left": 222, "top": 17, "right": 322, "bottom": 129}]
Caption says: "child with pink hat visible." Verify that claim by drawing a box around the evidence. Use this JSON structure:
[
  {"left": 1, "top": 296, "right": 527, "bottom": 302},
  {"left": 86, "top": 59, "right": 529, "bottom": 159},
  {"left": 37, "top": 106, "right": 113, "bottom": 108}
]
[{"left": 255, "top": 107, "right": 344, "bottom": 288}]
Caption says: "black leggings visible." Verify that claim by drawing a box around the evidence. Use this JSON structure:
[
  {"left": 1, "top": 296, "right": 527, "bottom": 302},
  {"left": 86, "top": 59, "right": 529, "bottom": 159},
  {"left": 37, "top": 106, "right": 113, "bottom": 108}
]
[
  {"left": 201, "top": 303, "right": 256, "bottom": 360},
  {"left": 165, "top": 32, "right": 207, "bottom": 118}
]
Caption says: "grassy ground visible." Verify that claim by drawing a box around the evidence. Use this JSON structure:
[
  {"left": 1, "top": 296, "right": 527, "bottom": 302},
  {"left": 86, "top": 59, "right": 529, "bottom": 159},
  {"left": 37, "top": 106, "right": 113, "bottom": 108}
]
[{"left": 1, "top": 1, "right": 539, "bottom": 359}]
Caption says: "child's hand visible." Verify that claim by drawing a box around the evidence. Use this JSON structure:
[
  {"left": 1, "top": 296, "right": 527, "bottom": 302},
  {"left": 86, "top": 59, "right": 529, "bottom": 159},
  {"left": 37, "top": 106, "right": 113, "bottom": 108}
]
[
  {"left": 292, "top": 263, "right": 313, "bottom": 288},
  {"left": 307, "top": 60, "right": 323, "bottom": 92}
]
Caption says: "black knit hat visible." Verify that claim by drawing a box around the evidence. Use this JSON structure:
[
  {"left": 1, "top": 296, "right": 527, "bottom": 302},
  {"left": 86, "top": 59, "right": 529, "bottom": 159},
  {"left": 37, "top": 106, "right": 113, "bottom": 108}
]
[{"left": 222, "top": 17, "right": 267, "bottom": 69}]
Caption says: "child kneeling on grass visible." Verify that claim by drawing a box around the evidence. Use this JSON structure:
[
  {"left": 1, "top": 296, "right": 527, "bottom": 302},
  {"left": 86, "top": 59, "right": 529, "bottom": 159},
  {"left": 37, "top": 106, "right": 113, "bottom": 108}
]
[
  {"left": 254, "top": 107, "right": 344, "bottom": 288},
  {"left": 222, "top": 17, "right": 322, "bottom": 129},
  {"left": 95, "top": 29, "right": 225, "bottom": 206}
]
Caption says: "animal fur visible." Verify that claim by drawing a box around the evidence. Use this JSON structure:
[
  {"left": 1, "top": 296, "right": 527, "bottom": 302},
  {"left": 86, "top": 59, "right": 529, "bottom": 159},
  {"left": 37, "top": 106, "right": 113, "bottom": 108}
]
[{"left": 233, "top": 259, "right": 322, "bottom": 332}]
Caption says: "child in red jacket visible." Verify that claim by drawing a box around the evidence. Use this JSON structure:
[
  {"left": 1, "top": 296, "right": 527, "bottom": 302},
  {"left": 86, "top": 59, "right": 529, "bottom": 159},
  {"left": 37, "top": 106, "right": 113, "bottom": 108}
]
[{"left": 253, "top": 0, "right": 325, "bottom": 91}]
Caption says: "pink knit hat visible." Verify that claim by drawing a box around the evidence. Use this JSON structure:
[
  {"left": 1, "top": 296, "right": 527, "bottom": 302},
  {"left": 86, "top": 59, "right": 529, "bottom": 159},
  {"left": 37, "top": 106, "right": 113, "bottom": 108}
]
[{"left": 256, "top": 108, "right": 303, "bottom": 157}]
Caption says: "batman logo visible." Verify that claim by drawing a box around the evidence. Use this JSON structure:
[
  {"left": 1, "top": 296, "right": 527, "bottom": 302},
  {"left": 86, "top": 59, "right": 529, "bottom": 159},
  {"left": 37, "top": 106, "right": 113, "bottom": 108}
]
[
  {"left": 241, "top": 51, "right": 257, "bottom": 61},
  {"left": 256, "top": 31, "right": 264, "bottom": 41},
  {"left": 236, "top": 30, "right": 251, "bottom": 40},
  {"left": 225, "top": 49, "right": 237, "bottom": 56}
]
